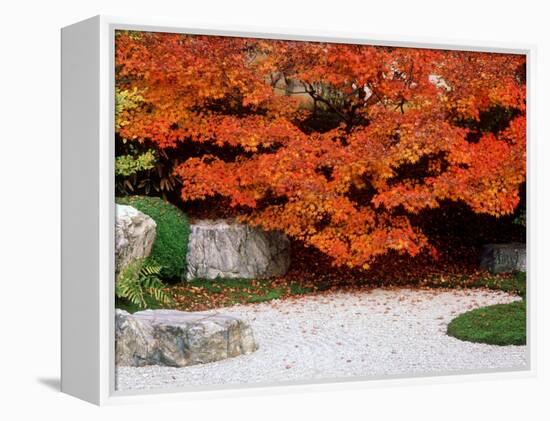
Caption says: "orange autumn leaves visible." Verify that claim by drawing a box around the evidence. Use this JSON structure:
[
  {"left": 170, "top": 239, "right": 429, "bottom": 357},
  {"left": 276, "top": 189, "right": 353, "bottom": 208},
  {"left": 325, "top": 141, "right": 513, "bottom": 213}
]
[{"left": 115, "top": 31, "right": 526, "bottom": 269}]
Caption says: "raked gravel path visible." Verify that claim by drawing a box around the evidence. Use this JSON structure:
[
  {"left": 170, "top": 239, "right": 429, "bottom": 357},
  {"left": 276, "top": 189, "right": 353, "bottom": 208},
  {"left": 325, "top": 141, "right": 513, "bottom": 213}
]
[{"left": 116, "top": 288, "right": 527, "bottom": 392}]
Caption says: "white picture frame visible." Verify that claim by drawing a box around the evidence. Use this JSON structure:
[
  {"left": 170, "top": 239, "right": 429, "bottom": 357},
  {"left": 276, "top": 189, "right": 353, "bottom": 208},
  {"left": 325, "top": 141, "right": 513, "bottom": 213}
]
[{"left": 61, "top": 15, "right": 535, "bottom": 405}]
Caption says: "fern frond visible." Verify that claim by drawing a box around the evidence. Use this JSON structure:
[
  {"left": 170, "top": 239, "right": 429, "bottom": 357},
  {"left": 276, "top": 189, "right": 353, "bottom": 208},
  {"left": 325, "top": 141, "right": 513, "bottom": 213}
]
[{"left": 116, "top": 258, "right": 171, "bottom": 310}]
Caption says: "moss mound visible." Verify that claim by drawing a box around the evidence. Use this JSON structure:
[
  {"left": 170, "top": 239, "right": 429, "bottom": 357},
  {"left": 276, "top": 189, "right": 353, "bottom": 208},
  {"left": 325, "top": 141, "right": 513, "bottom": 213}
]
[{"left": 447, "top": 300, "right": 526, "bottom": 346}]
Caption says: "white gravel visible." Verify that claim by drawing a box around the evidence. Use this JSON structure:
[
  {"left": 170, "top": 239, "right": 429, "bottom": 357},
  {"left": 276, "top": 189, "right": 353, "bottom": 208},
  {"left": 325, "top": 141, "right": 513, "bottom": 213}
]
[{"left": 115, "top": 288, "right": 527, "bottom": 392}]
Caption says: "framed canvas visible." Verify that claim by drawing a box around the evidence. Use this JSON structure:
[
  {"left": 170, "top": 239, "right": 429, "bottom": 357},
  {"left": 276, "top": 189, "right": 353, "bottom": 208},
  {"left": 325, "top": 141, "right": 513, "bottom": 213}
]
[{"left": 61, "top": 15, "right": 534, "bottom": 405}]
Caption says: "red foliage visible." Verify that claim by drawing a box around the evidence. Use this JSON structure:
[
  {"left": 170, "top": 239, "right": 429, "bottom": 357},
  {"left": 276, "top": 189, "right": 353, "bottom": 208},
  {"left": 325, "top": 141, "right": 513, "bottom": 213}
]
[{"left": 116, "top": 32, "right": 526, "bottom": 269}]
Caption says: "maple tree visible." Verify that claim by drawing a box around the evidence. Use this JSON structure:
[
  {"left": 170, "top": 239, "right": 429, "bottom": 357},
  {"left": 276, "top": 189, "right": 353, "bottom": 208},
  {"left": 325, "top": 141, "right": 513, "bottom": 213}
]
[{"left": 115, "top": 31, "right": 526, "bottom": 269}]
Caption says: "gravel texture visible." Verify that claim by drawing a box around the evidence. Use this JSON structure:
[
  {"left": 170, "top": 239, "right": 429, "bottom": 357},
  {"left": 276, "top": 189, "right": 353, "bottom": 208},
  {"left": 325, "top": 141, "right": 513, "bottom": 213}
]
[{"left": 115, "top": 288, "right": 527, "bottom": 392}]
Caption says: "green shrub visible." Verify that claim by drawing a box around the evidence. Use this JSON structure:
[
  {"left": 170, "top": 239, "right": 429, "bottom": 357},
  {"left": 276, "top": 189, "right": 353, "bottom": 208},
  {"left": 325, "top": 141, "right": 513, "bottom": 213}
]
[
  {"left": 514, "top": 208, "right": 526, "bottom": 227},
  {"left": 116, "top": 196, "right": 190, "bottom": 281},
  {"left": 115, "top": 148, "right": 156, "bottom": 177}
]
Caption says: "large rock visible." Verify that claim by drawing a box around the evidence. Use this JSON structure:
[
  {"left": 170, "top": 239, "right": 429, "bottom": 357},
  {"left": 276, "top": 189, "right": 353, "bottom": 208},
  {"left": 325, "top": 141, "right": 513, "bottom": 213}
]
[
  {"left": 185, "top": 220, "right": 290, "bottom": 280},
  {"left": 480, "top": 243, "right": 526, "bottom": 273},
  {"left": 115, "top": 309, "right": 258, "bottom": 367},
  {"left": 115, "top": 204, "right": 157, "bottom": 277}
]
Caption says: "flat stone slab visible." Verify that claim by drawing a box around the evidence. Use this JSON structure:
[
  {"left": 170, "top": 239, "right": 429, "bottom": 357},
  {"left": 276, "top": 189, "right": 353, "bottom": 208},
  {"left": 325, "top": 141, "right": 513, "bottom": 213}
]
[
  {"left": 116, "top": 309, "right": 258, "bottom": 367},
  {"left": 480, "top": 243, "right": 526, "bottom": 273}
]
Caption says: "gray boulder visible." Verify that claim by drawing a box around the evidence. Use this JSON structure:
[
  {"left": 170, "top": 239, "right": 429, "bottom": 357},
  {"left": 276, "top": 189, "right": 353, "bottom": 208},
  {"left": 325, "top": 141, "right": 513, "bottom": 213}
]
[
  {"left": 115, "top": 309, "right": 258, "bottom": 367},
  {"left": 185, "top": 220, "right": 290, "bottom": 280},
  {"left": 115, "top": 204, "right": 157, "bottom": 277},
  {"left": 480, "top": 243, "right": 526, "bottom": 273}
]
